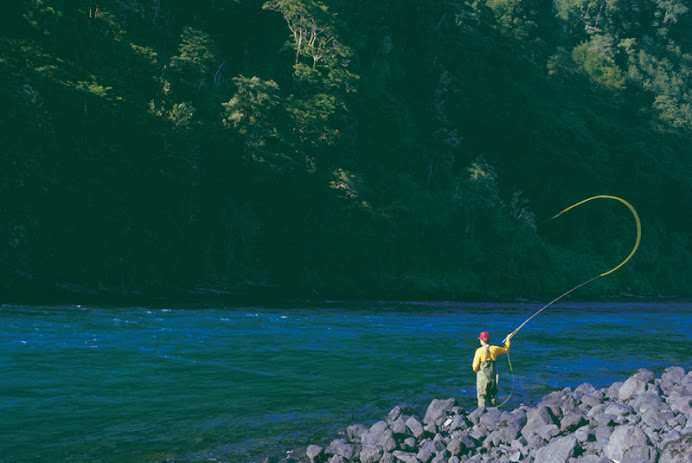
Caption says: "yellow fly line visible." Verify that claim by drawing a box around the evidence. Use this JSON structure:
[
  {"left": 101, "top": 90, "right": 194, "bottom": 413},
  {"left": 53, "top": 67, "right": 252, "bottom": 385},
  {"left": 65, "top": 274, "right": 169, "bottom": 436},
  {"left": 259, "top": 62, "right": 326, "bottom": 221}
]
[{"left": 496, "top": 195, "right": 641, "bottom": 407}]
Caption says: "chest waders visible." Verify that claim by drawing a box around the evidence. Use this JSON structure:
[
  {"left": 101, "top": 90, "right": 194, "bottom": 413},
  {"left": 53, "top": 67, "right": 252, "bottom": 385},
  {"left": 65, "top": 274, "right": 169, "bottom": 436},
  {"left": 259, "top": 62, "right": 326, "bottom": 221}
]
[{"left": 477, "top": 346, "right": 499, "bottom": 407}]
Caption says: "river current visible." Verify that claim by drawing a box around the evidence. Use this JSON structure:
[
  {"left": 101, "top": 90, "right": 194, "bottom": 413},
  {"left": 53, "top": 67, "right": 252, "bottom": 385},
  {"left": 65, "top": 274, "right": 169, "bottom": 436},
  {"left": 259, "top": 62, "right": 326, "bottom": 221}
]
[{"left": 1, "top": 301, "right": 690, "bottom": 462}]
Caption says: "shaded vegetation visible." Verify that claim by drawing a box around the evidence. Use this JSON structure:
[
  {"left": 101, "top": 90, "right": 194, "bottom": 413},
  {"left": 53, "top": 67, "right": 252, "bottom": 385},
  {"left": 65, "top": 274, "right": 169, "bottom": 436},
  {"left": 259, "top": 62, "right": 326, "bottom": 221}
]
[{"left": 1, "top": 0, "right": 690, "bottom": 300}]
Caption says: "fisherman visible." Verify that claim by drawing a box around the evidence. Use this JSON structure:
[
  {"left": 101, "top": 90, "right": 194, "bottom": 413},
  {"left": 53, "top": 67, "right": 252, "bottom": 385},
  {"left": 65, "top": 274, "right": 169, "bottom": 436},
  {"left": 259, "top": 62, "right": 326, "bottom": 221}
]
[{"left": 472, "top": 331, "right": 512, "bottom": 408}]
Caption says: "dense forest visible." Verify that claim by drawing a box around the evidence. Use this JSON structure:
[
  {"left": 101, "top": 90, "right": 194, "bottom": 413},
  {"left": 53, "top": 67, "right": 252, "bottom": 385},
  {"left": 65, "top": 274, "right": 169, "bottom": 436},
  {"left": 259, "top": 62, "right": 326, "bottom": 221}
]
[{"left": 1, "top": 0, "right": 690, "bottom": 301}]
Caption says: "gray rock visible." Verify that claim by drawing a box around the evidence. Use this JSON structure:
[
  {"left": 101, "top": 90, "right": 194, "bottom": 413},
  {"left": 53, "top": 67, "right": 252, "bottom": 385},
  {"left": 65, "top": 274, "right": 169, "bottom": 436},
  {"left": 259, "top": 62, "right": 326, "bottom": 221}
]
[
  {"left": 448, "top": 457, "right": 460, "bottom": 463},
  {"left": 391, "top": 450, "right": 418, "bottom": 463},
  {"left": 424, "top": 398, "right": 456, "bottom": 426},
  {"left": 484, "top": 425, "right": 520, "bottom": 447},
  {"left": 575, "top": 425, "right": 594, "bottom": 443},
  {"left": 405, "top": 416, "right": 425, "bottom": 439},
  {"left": 606, "top": 381, "right": 624, "bottom": 401},
  {"left": 581, "top": 394, "right": 602, "bottom": 409},
  {"left": 571, "top": 456, "right": 609, "bottom": 463},
  {"left": 659, "top": 433, "right": 692, "bottom": 463},
  {"left": 620, "top": 377, "right": 648, "bottom": 401},
  {"left": 668, "top": 392, "right": 692, "bottom": 417},
  {"left": 446, "top": 438, "right": 463, "bottom": 456},
  {"left": 632, "top": 393, "right": 664, "bottom": 413},
  {"left": 533, "top": 435, "right": 578, "bottom": 463},
  {"left": 459, "top": 433, "right": 480, "bottom": 451},
  {"left": 307, "top": 445, "right": 324, "bottom": 463},
  {"left": 632, "top": 368, "right": 655, "bottom": 383},
  {"left": 327, "top": 455, "right": 345, "bottom": 463},
  {"left": 359, "top": 445, "right": 383, "bottom": 463},
  {"left": 326, "top": 439, "right": 356, "bottom": 460},
  {"left": 390, "top": 416, "right": 408, "bottom": 434},
  {"left": 387, "top": 406, "right": 408, "bottom": 423},
  {"left": 595, "top": 425, "right": 613, "bottom": 443},
  {"left": 468, "top": 407, "right": 485, "bottom": 425},
  {"left": 623, "top": 444, "right": 659, "bottom": 463},
  {"left": 380, "top": 452, "right": 395, "bottom": 463},
  {"left": 402, "top": 437, "right": 416, "bottom": 450},
  {"left": 362, "top": 421, "right": 397, "bottom": 451},
  {"left": 347, "top": 424, "right": 368, "bottom": 443},
  {"left": 535, "top": 423, "right": 560, "bottom": 441},
  {"left": 574, "top": 383, "right": 597, "bottom": 398},
  {"left": 479, "top": 408, "right": 503, "bottom": 429},
  {"left": 605, "top": 425, "right": 650, "bottom": 462},
  {"left": 448, "top": 414, "right": 470, "bottom": 431},
  {"left": 561, "top": 412, "right": 587, "bottom": 432},
  {"left": 417, "top": 440, "right": 437, "bottom": 463},
  {"left": 662, "top": 367, "right": 687, "bottom": 386},
  {"left": 430, "top": 450, "right": 449, "bottom": 463},
  {"left": 521, "top": 405, "right": 558, "bottom": 437},
  {"left": 605, "top": 403, "right": 634, "bottom": 416}
]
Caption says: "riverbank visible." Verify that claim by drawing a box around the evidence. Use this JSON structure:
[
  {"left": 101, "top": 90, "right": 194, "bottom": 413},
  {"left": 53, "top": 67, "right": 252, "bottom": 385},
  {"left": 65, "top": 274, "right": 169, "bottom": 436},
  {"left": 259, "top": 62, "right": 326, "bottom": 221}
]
[{"left": 277, "top": 367, "right": 691, "bottom": 463}]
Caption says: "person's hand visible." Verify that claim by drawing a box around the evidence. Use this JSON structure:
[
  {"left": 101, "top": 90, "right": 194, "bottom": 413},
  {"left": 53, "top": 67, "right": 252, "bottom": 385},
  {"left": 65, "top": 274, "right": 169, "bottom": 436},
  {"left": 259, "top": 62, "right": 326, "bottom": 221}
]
[{"left": 503, "top": 333, "right": 513, "bottom": 343}]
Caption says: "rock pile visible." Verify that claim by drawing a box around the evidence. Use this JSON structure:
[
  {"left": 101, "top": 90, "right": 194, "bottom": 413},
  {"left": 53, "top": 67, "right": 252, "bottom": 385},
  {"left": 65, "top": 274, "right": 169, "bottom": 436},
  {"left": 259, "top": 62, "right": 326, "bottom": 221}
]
[{"left": 283, "top": 366, "right": 692, "bottom": 463}]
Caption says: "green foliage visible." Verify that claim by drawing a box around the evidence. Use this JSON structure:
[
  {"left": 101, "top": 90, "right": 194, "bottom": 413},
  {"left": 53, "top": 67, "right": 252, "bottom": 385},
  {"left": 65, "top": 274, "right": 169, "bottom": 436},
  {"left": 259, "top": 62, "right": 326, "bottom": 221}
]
[
  {"left": 1, "top": 0, "right": 690, "bottom": 300},
  {"left": 572, "top": 35, "right": 626, "bottom": 89}
]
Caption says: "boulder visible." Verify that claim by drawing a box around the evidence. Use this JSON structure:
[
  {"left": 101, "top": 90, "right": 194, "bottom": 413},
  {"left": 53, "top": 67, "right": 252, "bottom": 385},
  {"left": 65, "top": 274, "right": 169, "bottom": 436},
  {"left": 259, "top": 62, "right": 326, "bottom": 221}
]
[
  {"left": 478, "top": 408, "right": 503, "bottom": 429},
  {"left": 359, "top": 445, "right": 383, "bottom": 463},
  {"left": 405, "top": 416, "right": 425, "bottom": 439},
  {"left": 430, "top": 450, "right": 449, "bottom": 463},
  {"left": 560, "top": 412, "right": 587, "bottom": 432},
  {"left": 346, "top": 424, "right": 368, "bottom": 443},
  {"left": 391, "top": 450, "right": 418, "bottom": 463},
  {"left": 632, "top": 393, "right": 664, "bottom": 414},
  {"left": 659, "top": 433, "right": 692, "bottom": 463},
  {"left": 605, "top": 425, "right": 650, "bottom": 462},
  {"left": 325, "top": 439, "right": 356, "bottom": 460},
  {"left": 306, "top": 445, "right": 324, "bottom": 463},
  {"left": 605, "top": 403, "right": 634, "bottom": 416},
  {"left": 390, "top": 416, "right": 408, "bottom": 434},
  {"left": 362, "top": 421, "right": 397, "bottom": 451},
  {"left": 424, "top": 398, "right": 456, "bottom": 426},
  {"left": 532, "top": 435, "right": 577, "bottom": 463},
  {"left": 620, "top": 374, "right": 649, "bottom": 401},
  {"left": 521, "top": 405, "right": 558, "bottom": 438},
  {"left": 623, "top": 444, "right": 659, "bottom": 463}
]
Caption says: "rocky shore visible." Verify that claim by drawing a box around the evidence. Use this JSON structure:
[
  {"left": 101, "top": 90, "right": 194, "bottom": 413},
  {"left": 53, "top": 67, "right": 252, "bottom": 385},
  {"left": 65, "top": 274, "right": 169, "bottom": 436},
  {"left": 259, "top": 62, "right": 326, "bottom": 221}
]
[{"left": 277, "top": 366, "right": 691, "bottom": 463}]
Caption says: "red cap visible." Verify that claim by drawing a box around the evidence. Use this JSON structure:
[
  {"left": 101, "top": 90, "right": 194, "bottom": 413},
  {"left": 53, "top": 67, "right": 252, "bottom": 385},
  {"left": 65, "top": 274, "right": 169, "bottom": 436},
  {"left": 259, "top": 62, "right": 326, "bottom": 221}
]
[{"left": 478, "top": 331, "right": 489, "bottom": 340}]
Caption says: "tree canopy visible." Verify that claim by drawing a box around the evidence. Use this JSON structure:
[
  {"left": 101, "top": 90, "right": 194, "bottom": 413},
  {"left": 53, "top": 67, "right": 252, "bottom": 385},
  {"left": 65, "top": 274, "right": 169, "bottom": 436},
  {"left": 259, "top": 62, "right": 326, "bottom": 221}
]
[{"left": 2, "top": 0, "right": 690, "bottom": 300}]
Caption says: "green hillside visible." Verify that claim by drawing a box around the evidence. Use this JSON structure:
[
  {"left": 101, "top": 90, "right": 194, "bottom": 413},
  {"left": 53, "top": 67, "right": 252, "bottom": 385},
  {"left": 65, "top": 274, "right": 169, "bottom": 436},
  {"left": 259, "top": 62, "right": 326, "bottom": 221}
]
[{"left": 2, "top": 0, "right": 690, "bottom": 300}]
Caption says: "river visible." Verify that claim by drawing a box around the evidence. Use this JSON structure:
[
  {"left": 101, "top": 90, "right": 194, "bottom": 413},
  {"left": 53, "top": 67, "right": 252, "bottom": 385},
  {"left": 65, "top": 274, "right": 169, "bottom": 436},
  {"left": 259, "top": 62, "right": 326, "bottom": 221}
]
[{"left": 1, "top": 301, "right": 690, "bottom": 462}]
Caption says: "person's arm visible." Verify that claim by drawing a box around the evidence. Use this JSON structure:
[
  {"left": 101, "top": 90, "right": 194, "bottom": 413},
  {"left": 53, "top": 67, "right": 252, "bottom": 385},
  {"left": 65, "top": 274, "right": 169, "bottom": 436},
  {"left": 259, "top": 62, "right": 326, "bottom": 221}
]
[
  {"left": 472, "top": 349, "right": 481, "bottom": 372},
  {"left": 493, "top": 338, "right": 511, "bottom": 356}
]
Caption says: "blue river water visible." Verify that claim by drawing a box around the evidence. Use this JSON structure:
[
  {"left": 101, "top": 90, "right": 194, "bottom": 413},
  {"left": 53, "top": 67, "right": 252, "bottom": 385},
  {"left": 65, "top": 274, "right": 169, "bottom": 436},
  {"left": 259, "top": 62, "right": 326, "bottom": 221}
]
[{"left": 1, "top": 301, "right": 690, "bottom": 462}]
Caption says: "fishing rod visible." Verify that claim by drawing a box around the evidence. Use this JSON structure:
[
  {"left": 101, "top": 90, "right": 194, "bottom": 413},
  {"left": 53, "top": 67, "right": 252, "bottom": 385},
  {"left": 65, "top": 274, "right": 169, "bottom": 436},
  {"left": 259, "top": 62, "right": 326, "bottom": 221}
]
[{"left": 496, "top": 195, "right": 642, "bottom": 407}]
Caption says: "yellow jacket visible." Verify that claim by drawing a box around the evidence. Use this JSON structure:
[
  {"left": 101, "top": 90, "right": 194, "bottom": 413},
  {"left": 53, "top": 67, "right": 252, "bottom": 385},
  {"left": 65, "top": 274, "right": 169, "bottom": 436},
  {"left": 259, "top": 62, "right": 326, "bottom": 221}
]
[{"left": 472, "top": 339, "right": 510, "bottom": 372}]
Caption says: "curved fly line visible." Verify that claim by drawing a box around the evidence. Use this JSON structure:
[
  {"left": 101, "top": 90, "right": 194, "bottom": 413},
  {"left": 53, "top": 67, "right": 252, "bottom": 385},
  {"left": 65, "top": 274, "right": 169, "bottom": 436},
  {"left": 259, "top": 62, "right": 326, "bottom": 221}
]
[{"left": 496, "top": 195, "right": 641, "bottom": 408}]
